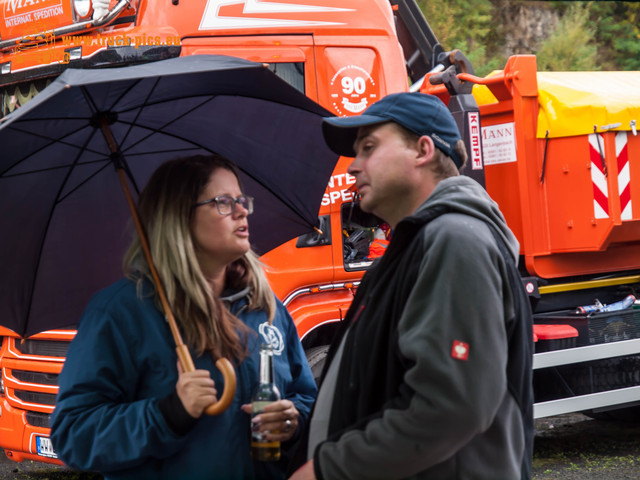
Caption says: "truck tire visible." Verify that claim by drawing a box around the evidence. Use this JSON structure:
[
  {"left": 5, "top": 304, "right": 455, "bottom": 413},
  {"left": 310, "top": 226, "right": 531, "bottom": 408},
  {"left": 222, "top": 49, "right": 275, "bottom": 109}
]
[{"left": 305, "top": 345, "right": 329, "bottom": 386}]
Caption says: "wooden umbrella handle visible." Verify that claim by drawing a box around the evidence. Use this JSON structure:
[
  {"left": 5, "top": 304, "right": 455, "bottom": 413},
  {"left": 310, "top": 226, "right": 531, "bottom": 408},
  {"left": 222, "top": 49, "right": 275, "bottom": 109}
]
[
  {"left": 205, "top": 358, "right": 237, "bottom": 416},
  {"left": 176, "top": 345, "right": 237, "bottom": 416}
]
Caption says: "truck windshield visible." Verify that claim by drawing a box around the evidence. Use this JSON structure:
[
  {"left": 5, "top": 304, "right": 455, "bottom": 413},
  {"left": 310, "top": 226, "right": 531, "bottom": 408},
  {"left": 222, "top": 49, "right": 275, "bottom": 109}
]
[
  {"left": 1, "top": 78, "right": 52, "bottom": 119},
  {"left": 0, "top": 61, "right": 304, "bottom": 120}
]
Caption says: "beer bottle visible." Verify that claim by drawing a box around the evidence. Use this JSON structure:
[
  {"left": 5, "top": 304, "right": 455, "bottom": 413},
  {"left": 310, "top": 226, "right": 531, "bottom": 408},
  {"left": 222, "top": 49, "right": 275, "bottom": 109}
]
[{"left": 251, "top": 343, "right": 281, "bottom": 461}]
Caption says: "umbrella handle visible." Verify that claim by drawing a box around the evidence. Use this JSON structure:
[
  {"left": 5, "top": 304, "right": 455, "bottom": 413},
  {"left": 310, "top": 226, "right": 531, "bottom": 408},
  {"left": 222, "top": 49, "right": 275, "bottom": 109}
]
[
  {"left": 176, "top": 345, "right": 237, "bottom": 416},
  {"left": 205, "top": 358, "right": 237, "bottom": 416}
]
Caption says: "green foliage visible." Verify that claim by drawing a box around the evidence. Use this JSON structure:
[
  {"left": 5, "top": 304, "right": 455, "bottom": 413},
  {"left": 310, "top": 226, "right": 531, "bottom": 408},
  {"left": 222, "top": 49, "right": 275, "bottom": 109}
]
[
  {"left": 590, "top": 2, "right": 640, "bottom": 70},
  {"left": 417, "top": 0, "right": 505, "bottom": 76},
  {"left": 536, "top": 2, "right": 599, "bottom": 71},
  {"left": 416, "top": 0, "right": 640, "bottom": 74}
]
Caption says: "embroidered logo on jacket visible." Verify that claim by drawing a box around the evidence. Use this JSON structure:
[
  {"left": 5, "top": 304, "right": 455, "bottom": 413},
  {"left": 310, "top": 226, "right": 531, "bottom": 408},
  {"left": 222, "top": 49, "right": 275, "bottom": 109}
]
[
  {"left": 451, "top": 340, "right": 470, "bottom": 361},
  {"left": 259, "top": 322, "right": 284, "bottom": 355}
]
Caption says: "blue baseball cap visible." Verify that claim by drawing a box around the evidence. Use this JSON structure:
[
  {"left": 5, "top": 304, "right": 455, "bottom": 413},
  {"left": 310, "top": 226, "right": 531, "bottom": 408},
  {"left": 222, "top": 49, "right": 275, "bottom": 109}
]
[{"left": 322, "top": 92, "right": 463, "bottom": 169}]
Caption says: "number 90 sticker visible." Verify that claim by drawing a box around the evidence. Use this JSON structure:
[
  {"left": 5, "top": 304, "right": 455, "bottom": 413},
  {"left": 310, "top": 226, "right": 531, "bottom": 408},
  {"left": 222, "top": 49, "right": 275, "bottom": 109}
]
[{"left": 329, "top": 65, "right": 377, "bottom": 116}]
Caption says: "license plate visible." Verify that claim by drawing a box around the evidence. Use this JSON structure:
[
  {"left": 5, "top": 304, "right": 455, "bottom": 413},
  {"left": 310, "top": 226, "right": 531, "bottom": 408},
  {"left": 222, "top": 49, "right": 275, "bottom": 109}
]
[{"left": 36, "top": 436, "right": 57, "bottom": 458}]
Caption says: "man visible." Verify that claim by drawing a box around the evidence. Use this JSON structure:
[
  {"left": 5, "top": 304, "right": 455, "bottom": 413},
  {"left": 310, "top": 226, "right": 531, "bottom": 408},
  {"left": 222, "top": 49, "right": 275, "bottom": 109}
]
[{"left": 290, "top": 92, "right": 533, "bottom": 479}]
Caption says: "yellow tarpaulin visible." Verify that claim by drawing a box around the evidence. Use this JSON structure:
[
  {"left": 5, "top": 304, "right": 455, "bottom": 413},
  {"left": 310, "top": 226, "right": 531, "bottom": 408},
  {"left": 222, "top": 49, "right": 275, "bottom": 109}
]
[{"left": 473, "top": 70, "right": 640, "bottom": 139}]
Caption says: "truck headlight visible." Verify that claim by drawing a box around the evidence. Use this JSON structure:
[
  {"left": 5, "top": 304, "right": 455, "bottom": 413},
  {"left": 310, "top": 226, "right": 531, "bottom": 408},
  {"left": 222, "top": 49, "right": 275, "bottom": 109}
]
[{"left": 73, "top": 0, "right": 92, "bottom": 19}]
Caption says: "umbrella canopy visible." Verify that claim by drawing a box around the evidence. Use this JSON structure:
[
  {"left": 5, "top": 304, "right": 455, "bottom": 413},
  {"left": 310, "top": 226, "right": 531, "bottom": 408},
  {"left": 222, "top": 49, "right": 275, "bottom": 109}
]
[{"left": 0, "top": 54, "right": 339, "bottom": 338}]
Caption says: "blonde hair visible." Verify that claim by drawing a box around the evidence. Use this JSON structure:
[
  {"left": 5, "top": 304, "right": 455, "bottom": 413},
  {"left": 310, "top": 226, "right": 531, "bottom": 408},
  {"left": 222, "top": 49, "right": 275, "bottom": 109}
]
[{"left": 123, "top": 154, "right": 276, "bottom": 362}]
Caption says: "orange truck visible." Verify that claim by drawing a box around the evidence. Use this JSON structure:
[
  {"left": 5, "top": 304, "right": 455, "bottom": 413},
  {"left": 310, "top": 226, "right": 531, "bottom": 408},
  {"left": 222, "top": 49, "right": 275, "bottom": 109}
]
[{"left": 1, "top": 0, "right": 639, "bottom": 466}]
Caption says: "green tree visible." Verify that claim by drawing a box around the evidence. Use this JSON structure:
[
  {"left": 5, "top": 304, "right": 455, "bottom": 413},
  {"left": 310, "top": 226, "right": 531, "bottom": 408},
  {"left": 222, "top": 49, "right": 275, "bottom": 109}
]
[
  {"left": 418, "top": 0, "right": 505, "bottom": 76},
  {"left": 535, "top": 2, "right": 599, "bottom": 71},
  {"left": 590, "top": 1, "right": 640, "bottom": 70},
  {"left": 417, "top": 0, "right": 640, "bottom": 74}
]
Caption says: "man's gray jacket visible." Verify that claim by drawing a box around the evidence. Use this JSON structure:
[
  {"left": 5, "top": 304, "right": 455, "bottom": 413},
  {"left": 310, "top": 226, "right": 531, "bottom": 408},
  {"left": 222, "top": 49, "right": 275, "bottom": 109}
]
[{"left": 311, "top": 176, "right": 534, "bottom": 479}]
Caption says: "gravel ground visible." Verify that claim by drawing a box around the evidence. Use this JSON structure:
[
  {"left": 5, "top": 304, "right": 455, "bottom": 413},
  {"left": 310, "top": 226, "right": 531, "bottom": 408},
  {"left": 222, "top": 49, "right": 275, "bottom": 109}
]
[
  {"left": 533, "top": 412, "right": 640, "bottom": 479},
  {"left": 2, "top": 413, "right": 640, "bottom": 479},
  {"left": 0, "top": 458, "right": 99, "bottom": 480}
]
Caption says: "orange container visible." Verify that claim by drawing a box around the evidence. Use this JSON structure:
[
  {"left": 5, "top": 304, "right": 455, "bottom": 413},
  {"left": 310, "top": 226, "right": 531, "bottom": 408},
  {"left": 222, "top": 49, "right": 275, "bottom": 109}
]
[{"left": 438, "top": 55, "right": 640, "bottom": 280}]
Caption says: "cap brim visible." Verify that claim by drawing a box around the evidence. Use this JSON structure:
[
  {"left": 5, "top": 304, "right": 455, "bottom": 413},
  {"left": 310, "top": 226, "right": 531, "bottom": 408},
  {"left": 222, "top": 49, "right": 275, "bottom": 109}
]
[{"left": 322, "top": 115, "right": 388, "bottom": 157}]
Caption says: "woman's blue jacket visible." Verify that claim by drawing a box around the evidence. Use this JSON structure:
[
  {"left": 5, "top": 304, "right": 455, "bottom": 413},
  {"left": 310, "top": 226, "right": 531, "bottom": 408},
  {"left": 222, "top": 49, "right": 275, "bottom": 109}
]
[{"left": 50, "top": 278, "right": 317, "bottom": 480}]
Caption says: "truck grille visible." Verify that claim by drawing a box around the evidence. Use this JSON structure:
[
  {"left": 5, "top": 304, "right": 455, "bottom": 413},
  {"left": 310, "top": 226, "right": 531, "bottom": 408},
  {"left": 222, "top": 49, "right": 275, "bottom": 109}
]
[
  {"left": 12, "top": 370, "right": 59, "bottom": 386},
  {"left": 2, "top": 337, "right": 71, "bottom": 419},
  {"left": 12, "top": 339, "right": 70, "bottom": 357},
  {"left": 26, "top": 411, "right": 52, "bottom": 429},
  {"left": 14, "top": 390, "right": 57, "bottom": 406}
]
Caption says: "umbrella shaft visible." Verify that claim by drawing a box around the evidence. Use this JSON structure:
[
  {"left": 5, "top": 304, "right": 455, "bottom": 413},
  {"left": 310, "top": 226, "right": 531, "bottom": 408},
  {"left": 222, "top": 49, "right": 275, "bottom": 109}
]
[
  {"left": 98, "top": 116, "right": 189, "bottom": 366},
  {"left": 115, "top": 166, "right": 192, "bottom": 369}
]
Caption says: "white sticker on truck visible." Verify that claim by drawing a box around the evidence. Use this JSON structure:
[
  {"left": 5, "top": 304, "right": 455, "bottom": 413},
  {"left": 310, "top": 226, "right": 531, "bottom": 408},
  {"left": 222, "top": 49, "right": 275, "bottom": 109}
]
[
  {"left": 200, "top": 0, "right": 352, "bottom": 30},
  {"left": 481, "top": 122, "right": 517, "bottom": 165}
]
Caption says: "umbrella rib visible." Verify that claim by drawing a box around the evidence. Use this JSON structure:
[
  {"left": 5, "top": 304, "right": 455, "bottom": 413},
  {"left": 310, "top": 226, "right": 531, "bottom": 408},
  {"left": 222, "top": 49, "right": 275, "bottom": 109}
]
[
  {"left": 53, "top": 127, "right": 101, "bottom": 205},
  {"left": 1, "top": 124, "right": 106, "bottom": 177},
  {"left": 7, "top": 116, "right": 97, "bottom": 122},
  {"left": 1, "top": 159, "right": 110, "bottom": 178},
  {"left": 123, "top": 147, "right": 203, "bottom": 157},
  {"left": 119, "top": 96, "right": 218, "bottom": 155},
  {"left": 80, "top": 85, "right": 100, "bottom": 114},
  {"left": 116, "top": 94, "right": 220, "bottom": 115},
  {"left": 106, "top": 78, "right": 145, "bottom": 113},
  {"left": 113, "top": 77, "right": 164, "bottom": 196},
  {"left": 24, "top": 128, "right": 99, "bottom": 329},
  {"left": 116, "top": 117, "right": 317, "bottom": 230},
  {"left": 118, "top": 77, "right": 162, "bottom": 151},
  {"left": 56, "top": 160, "right": 113, "bottom": 203},
  {"left": 80, "top": 80, "right": 149, "bottom": 197}
]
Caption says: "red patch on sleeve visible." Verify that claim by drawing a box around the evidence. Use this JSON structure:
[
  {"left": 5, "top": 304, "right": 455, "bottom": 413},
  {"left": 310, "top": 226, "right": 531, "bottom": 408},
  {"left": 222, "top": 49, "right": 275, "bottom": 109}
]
[{"left": 451, "top": 340, "right": 470, "bottom": 361}]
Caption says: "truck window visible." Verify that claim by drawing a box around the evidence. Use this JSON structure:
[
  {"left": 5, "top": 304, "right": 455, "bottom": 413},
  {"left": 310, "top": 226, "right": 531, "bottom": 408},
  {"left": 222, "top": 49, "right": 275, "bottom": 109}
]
[
  {"left": 267, "top": 62, "right": 304, "bottom": 94},
  {"left": 341, "top": 201, "right": 387, "bottom": 270},
  {"left": 1, "top": 78, "right": 52, "bottom": 119}
]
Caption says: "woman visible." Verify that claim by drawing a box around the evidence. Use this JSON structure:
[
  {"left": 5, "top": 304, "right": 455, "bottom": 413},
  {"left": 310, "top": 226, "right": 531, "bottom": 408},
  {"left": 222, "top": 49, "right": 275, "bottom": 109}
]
[{"left": 50, "top": 154, "right": 317, "bottom": 479}]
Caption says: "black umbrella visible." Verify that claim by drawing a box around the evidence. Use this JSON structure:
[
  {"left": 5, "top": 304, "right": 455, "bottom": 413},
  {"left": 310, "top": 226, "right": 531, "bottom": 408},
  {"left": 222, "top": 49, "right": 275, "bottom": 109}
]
[{"left": 0, "top": 54, "right": 338, "bottom": 414}]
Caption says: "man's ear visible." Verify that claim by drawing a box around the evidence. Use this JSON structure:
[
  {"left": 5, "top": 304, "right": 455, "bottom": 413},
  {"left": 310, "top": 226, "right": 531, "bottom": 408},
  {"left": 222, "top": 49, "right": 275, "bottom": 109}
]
[{"left": 415, "top": 135, "right": 436, "bottom": 167}]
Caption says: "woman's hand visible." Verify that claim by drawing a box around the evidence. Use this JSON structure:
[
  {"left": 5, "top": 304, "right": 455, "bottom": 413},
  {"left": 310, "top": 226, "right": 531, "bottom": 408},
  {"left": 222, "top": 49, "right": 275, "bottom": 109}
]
[
  {"left": 176, "top": 361, "right": 217, "bottom": 418},
  {"left": 241, "top": 399, "right": 300, "bottom": 442}
]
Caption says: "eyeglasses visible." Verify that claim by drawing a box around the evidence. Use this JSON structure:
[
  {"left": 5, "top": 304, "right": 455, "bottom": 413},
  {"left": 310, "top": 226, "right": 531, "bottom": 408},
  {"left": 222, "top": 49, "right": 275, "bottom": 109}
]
[{"left": 193, "top": 195, "right": 254, "bottom": 216}]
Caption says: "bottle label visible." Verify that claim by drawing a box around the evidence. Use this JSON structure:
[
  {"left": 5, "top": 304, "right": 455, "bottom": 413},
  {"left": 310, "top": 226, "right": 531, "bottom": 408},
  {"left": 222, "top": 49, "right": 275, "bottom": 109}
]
[
  {"left": 252, "top": 401, "right": 272, "bottom": 414},
  {"left": 252, "top": 401, "right": 278, "bottom": 444}
]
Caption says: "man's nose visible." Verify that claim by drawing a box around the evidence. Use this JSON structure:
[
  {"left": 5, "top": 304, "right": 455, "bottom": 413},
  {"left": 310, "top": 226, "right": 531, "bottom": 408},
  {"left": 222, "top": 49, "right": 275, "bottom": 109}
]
[{"left": 347, "top": 156, "right": 361, "bottom": 175}]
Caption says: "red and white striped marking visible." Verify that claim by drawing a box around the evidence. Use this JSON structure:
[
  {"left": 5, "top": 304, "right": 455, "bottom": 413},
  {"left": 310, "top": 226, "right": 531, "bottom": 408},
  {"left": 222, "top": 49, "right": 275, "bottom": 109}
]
[
  {"left": 616, "top": 132, "right": 632, "bottom": 220},
  {"left": 588, "top": 133, "right": 609, "bottom": 219}
]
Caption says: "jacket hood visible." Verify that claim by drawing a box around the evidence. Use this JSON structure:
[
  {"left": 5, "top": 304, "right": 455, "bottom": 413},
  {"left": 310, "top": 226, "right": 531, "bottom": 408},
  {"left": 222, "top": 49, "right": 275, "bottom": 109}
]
[
  {"left": 220, "top": 286, "right": 252, "bottom": 305},
  {"left": 413, "top": 176, "right": 520, "bottom": 261}
]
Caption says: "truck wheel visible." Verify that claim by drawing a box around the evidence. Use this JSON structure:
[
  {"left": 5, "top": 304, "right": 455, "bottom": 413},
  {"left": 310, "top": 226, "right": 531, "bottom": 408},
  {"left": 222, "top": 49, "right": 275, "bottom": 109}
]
[{"left": 306, "top": 345, "right": 329, "bottom": 386}]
